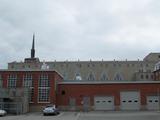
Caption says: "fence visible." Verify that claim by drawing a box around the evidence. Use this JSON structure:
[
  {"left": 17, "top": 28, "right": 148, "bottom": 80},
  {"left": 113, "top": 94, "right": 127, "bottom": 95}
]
[{"left": 0, "top": 102, "right": 23, "bottom": 114}]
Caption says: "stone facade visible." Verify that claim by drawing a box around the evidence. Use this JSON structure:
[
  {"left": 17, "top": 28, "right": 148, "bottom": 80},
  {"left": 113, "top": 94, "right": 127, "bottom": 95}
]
[{"left": 8, "top": 53, "right": 160, "bottom": 81}]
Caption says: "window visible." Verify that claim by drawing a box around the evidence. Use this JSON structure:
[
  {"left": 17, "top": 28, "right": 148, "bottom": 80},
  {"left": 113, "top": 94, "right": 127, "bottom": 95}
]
[
  {"left": 155, "top": 100, "right": 158, "bottom": 102},
  {"left": 38, "top": 88, "right": 50, "bottom": 102},
  {"left": 100, "top": 73, "right": 108, "bottom": 81},
  {"left": 146, "top": 75, "right": 149, "bottom": 79},
  {"left": 128, "top": 100, "right": 132, "bottom": 103},
  {"left": 8, "top": 74, "right": 17, "bottom": 88},
  {"left": 141, "top": 75, "right": 144, "bottom": 79},
  {"left": 30, "top": 88, "right": 34, "bottom": 102},
  {"left": 38, "top": 74, "right": 50, "bottom": 102},
  {"left": 149, "top": 100, "right": 152, "bottom": 102},
  {"left": 134, "top": 100, "right": 138, "bottom": 103},
  {"left": 23, "top": 74, "right": 34, "bottom": 103},
  {"left": 39, "top": 74, "right": 49, "bottom": 87},
  {"left": 63, "top": 73, "right": 68, "bottom": 80},
  {"left": 23, "top": 74, "right": 33, "bottom": 87},
  {"left": 114, "top": 73, "right": 123, "bottom": 80},
  {"left": 87, "top": 73, "right": 95, "bottom": 81},
  {"left": 75, "top": 73, "right": 82, "bottom": 80}
]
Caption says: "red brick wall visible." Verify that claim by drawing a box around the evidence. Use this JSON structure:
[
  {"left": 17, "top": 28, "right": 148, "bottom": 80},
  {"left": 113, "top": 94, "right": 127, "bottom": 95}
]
[
  {"left": 0, "top": 70, "right": 63, "bottom": 106},
  {"left": 57, "top": 83, "right": 160, "bottom": 106}
]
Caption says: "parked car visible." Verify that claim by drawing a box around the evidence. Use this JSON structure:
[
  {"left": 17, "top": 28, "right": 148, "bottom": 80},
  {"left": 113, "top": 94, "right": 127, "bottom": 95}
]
[
  {"left": 0, "top": 110, "right": 7, "bottom": 117},
  {"left": 43, "top": 105, "right": 60, "bottom": 116}
]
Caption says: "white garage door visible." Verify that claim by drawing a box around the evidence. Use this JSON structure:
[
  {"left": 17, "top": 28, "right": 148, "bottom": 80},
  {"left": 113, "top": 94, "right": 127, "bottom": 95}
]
[
  {"left": 147, "top": 96, "right": 159, "bottom": 110},
  {"left": 94, "top": 96, "right": 114, "bottom": 110},
  {"left": 120, "top": 91, "right": 140, "bottom": 110}
]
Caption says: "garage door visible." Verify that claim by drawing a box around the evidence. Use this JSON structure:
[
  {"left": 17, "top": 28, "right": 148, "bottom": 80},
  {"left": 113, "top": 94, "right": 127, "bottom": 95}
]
[
  {"left": 147, "top": 96, "right": 159, "bottom": 110},
  {"left": 94, "top": 96, "right": 114, "bottom": 110},
  {"left": 120, "top": 91, "right": 140, "bottom": 110}
]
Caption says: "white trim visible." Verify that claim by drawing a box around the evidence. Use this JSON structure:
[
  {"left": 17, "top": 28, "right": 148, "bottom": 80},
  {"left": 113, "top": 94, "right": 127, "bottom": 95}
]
[
  {"left": 58, "top": 81, "right": 160, "bottom": 84},
  {"left": 37, "top": 102, "right": 50, "bottom": 104}
]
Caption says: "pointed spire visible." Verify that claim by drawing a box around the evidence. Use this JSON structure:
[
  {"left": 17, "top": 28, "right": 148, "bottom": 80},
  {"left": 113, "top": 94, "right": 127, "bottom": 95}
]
[
  {"left": 32, "top": 34, "right": 35, "bottom": 49},
  {"left": 31, "top": 34, "right": 35, "bottom": 58}
]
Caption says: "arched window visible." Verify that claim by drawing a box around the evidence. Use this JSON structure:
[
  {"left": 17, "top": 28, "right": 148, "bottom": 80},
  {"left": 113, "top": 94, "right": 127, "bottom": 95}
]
[
  {"left": 87, "top": 73, "right": 95, "bottom": 81},
  {"left": 63, "top": 72, "right": 68, "bottom": 80},
  {"left": 113, "top": 73, "right": 123, "bottom": 80},
  {"left": 75, "top": 73, "right": 82, "bottom": 80},
  {"left": 100, "top": 73, "right": 108, "bottom": 81}
]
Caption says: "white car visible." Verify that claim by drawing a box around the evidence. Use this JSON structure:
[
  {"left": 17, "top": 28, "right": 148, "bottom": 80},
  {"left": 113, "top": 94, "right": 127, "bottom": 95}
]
[
  {"left": 0, "top": 110, "right": 7, "bottom": 116},
  {"left": 43, "top": 105, "right": 60, "bottom": 116}
]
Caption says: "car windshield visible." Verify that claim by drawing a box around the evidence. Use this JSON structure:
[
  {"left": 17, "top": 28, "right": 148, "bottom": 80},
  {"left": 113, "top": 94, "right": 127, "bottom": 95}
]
[{"left": 46, "top": 105, "right": 55, "bottom": 108}]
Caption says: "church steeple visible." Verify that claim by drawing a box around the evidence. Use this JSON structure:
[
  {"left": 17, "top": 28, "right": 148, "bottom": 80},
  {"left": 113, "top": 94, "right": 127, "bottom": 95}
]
[
  {"left": 24, "top": 34, "right": 39, "bottom": 63},
  {"left": 31, "top": 34, "right": 35, "bottom": 58}
]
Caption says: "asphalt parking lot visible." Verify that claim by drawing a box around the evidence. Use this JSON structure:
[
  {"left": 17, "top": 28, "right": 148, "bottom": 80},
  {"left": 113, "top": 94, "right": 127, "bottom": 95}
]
[{"left": 0, "top": 111, "right": 160, "bottom": 120}]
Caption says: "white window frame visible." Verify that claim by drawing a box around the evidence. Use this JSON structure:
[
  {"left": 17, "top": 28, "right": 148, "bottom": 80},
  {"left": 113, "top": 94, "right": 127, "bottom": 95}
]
[
  {"left": 38, "top": 87, "right": 50, "bottom": 103},
  {"left": 8, "top": 74, "right": 17, "bottom": 88},
  {"left": 23, "top": 74, "right": 33, "bottom": 87},
  {"left": 38, "top": 74, "right": 50, "bottom": 103}
]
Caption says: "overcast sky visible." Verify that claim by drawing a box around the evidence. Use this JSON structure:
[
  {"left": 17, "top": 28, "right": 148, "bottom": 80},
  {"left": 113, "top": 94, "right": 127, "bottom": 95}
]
[{"left": 1, "top": 0, "right": 160, "bottom": 68}]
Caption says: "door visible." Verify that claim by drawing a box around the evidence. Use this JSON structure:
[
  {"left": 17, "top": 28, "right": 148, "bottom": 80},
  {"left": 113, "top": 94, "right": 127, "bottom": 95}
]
[
  {"left": 94, "top": 96, "right": 114, "bottom": 110},
  {"left": 147, "top": 96, "right": 160, "bottom": 110},
  {"left": 69, "top": 97, "right": 76, "bottom": 110},
  {"left": 83, "top": 96, "right": 90, "bottom": 112},
  {"left": 120, "top": 91, "right": 140, "bottom": 110}
]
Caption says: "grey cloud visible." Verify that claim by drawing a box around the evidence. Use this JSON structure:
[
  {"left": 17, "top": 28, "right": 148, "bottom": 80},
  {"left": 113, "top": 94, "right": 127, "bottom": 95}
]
[{"left": 0, "top": 0, "right": 160, "bottom": 68}]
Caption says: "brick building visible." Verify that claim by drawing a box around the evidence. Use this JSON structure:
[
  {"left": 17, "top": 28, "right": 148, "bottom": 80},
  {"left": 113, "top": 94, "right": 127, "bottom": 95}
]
[
  {"left": 0, "top": 70, "right": 63, "bottom": 112},
  {"left": 57, "top": 81, "right": 160, "bottom": 111},
  {"left": 1, "top": 35, "right": 160, "bottom": 112}
]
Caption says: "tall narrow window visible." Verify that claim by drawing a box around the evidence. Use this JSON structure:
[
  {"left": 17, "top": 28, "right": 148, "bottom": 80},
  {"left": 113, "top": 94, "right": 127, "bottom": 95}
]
[
  {"left": 63, "top": 72, "right": 68, "bottom": 80},
  {"left": 8, "top": 74, "right": 17, "bottom": 88},
  {"left": 75, "top": 73, "right": 82, "bottom": 80},
  {"left": 38, "top": 74, "right": 50, "bottom": 102},
  {"left": 87, "top": 73, "right": 95, "bottom": 81},
  {"left": 113, "top": 73, "right": 123, "bottom": 80},
  {"left": 100, "top": 73, "right": 108, "bottom": 81},
  {"left": 23, "top": 74, "right": 33, "bottom": 87},
  {"left": 23, "top": 74, "right": 33, "bottom": 102}
]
